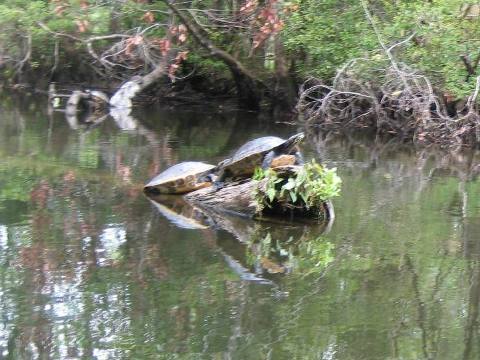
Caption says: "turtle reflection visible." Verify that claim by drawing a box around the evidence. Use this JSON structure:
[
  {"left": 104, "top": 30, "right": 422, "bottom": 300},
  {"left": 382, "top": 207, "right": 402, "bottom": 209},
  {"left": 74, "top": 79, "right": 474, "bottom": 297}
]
[
  {"left": 146, "top": 194, "right": 212, "bottom": 230},
  {"left": 147, "top": 194, "right": 335, "bottom": 279}
]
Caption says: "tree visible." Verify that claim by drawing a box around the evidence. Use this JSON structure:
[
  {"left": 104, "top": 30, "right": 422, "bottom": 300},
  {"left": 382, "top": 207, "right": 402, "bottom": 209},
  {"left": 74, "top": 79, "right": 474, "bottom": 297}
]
[{"left": 0, "top": 0, "right": 296, "bottom": 110}]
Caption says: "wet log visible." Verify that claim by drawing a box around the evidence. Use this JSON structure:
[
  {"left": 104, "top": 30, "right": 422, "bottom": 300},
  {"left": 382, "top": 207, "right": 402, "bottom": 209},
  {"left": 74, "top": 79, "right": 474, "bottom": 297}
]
[{"left": 184, "top": 165, "right": 334, "bottom": 221}]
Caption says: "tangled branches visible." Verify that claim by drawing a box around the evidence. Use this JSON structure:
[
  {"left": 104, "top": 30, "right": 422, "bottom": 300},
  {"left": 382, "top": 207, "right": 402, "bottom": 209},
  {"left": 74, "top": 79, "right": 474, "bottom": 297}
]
[
  {"left": 37, "top": 19, "right": 189, "bottom": 83},
  {"left": 298, "top": 60, "right": 480, "bottom": 147},
  {"left": 298, "top": 1, "right": 480, "bottom": 148}
]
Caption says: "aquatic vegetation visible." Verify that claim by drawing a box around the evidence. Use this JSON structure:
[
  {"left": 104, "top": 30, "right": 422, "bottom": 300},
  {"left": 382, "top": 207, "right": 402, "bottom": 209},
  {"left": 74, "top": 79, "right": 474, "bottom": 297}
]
[{"left": 253, "top": 160, "right": 342, "bottom": 215}]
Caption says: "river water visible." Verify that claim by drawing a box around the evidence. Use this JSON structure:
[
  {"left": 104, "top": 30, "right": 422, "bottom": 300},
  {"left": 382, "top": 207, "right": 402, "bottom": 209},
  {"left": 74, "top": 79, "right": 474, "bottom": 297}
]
[{"left": 0, "top": 97, "right": 479, "bottom": 359}]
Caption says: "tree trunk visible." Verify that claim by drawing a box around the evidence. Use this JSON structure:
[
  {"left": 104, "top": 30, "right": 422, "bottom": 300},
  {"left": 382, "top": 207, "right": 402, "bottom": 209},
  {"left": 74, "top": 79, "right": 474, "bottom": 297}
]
[
  {"left": 163, "top": 0, "right": 267, "bottom": 110},
  {"left": 273, "top": 34, "right": 298, "bottom": 112},
  {"left": 109, "top": 64, "right": 167, "bottom": 108}
]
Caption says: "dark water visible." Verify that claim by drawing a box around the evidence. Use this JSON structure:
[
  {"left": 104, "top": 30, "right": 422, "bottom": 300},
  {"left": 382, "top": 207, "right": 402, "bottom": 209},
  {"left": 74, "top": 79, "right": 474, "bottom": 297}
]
[{"left": 1, "top": 97, "right": 480, "bottom": 359}]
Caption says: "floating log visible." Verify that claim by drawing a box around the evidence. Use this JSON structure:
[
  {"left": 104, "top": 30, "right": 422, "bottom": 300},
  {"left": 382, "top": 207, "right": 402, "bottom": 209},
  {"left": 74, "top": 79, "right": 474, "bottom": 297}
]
[{"left": 184, "top": 165, "right": 334, "bottom": 222}]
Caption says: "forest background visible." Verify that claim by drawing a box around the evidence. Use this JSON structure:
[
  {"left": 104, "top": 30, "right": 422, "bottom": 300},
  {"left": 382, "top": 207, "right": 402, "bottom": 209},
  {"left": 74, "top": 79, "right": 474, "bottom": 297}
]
[{"left": 1, "top": 0, "right": 480, "bottom": 144}]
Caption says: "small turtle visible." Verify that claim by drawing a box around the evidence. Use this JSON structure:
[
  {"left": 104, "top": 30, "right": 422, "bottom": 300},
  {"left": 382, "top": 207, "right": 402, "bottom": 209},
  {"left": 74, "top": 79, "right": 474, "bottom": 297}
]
[
  {"left": 216, "top": 132, "right": 305, "bottom": 182},
  {"left": 144, "top": 161, "right": 216, "bottom": 195}
]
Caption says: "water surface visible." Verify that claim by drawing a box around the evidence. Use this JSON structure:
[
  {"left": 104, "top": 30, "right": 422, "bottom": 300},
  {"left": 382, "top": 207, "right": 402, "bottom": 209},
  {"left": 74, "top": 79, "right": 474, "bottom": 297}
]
[{"left": 0, "top": 97, "right": 479, "bottom": 359}]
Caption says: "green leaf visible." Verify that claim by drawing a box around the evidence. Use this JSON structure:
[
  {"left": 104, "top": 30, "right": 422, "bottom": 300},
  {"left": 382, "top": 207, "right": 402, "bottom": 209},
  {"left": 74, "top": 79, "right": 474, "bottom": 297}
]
[
  {"left": 267, "top": 188, "right": 277, "bottom": 202},
  {"left": 290, "top": 191, "right": 297, "bottom": 203}
]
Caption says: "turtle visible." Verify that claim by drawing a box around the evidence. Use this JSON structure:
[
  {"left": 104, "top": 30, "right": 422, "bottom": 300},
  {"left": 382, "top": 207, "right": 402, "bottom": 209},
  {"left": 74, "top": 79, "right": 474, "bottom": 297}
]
[
  {"left": 144, "top": 161, "right": 216, "bottom": 195},
  {"left": 215, "top": 132, "right": 305, "bottom": 183}
]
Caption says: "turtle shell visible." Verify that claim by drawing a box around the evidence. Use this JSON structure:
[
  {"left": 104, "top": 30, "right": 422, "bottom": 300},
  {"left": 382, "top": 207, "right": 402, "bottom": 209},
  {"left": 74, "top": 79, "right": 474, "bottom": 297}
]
[
  {"left": 232, "top": 136, "right": 286, "bottom": 162},
  {"left": 144, "top": 161, "right": 215, "bottom": 194},
  {"left": 223, "top": 136, "right": 285, "bottom": 176},
  {"left": 223, "top": 134, "right": 307, "bottom": 177}
]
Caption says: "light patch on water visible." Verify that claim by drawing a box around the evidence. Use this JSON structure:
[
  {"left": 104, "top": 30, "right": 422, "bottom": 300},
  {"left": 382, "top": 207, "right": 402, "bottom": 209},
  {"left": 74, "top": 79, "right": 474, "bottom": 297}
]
[
  {"left": 57, "top": 332, "right": 68, "bottom": 359},
  {"left": 0, "top": 225, "right": 7, "bottom": 250},
  {"left": 322, "top": 337, "right": 338, "bottom": 360},
  {"left": 0, "top": 325, "right": 13, "bottom": 353},
  {"left": 53, "top": 302, "right": 70, "bottom": 319},
  {"left": 93, "top": 348, "right": 116, "bottom": 360},
  {"left": 97, "top": 225, "right": 127, "bottom": 266}
]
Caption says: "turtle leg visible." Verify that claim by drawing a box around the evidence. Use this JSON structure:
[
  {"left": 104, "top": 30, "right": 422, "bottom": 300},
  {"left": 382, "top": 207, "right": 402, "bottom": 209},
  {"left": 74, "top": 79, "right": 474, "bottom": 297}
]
[
  {"left": 261, "top": 150, "right": 276, "bottom": 170},
  {"left": 212, "top": 169, "right": 228, "bottom": 190}
]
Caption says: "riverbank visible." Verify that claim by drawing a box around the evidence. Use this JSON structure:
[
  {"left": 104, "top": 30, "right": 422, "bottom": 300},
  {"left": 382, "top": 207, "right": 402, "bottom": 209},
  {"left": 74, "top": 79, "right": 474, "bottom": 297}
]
[{"left": 2, "top": 0, "right": 480, "bottom": 147}]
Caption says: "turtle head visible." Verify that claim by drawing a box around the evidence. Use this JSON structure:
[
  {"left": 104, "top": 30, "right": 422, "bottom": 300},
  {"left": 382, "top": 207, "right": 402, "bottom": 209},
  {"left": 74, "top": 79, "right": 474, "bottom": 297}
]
[
  {"left": 284, "top": 132, "right": 305, "bottom": 150},
  {"left": 214, "top": 158, "right": 230, "bottom": 172}
]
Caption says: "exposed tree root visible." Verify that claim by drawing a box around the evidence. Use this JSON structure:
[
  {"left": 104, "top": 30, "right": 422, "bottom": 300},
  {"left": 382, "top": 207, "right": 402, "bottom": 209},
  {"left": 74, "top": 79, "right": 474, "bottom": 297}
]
[{"left": 298, "top": 59, "right": 480, "bottom": 148}]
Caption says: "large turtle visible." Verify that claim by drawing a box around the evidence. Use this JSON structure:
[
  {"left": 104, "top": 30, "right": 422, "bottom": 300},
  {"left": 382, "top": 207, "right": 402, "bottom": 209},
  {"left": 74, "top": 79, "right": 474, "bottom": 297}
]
[
  {"left": 216, "top": 132, "right": 305, "bottom": 182},
  {"left": 144, "top": 161, "right": 216, "bottom": 194}
]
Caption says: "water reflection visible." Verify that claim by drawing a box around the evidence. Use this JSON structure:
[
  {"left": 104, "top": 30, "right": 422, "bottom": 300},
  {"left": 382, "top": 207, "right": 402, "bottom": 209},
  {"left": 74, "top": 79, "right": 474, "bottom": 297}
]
[
  {"left": 0, "top": 99, "right": 480, "bottom": 358},
  {"left": 64, "top": 111, "right": 108, "bottom": 131},
  {"left": 147, "top": 196, "right": 211, "bottom": 230},
  {"left": 109, "top": 107, "right": 137, "bottom": 131},
  {"left": 147, "top": 194, "right": 334, "bottom": 279}
]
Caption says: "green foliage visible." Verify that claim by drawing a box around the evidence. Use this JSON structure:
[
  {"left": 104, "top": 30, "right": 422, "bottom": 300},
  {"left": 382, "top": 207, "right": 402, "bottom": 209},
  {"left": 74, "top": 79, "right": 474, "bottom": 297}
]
[
  {"left": 283, "top": 0, "right": 372, "bottom": 79},
  {"left": 0, "top": 0, "right": 478, "bottom": 99},
  {"left": 0, "top": 0, "right": 154, "bottom": 80},
  {"left": 254, "top": 160, "right": 342, "bottom": 214},
  {"left": 184, "top": 53, "right": 231, "bottom": 77},
  {"left": 283, "top": 0, "right": 480, "bottom": 98}
]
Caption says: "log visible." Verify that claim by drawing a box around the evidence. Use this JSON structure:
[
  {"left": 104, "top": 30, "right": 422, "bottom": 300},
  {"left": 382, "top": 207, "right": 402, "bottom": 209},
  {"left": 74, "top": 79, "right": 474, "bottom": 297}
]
[
  {"left": 184, "top": 165, "right": 334, "bottom": 222},
  {"left": 185, "top": 179, "right": 259, "bottom": 218},
  {"left": 109, "top": 64, "right": 167, "bottom": 109},
  {"left": 65, "top": 90, "right": 89, "bottom": 116}
]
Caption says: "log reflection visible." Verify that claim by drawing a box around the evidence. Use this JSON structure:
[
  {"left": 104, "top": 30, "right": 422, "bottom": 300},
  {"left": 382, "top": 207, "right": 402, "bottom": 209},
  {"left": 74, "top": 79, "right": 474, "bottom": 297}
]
[{"left": 147, "top": 193, "right": 335, "bottom": 280}]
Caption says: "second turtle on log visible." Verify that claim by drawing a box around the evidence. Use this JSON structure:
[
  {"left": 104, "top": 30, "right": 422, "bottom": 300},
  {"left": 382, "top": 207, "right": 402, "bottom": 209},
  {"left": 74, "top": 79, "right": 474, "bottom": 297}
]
[
  {"left": 144, "top": 161, "right": 216, "bottom": 194},
  {"left": 215, "top": 132, "right": 305, "bottom": 183}
]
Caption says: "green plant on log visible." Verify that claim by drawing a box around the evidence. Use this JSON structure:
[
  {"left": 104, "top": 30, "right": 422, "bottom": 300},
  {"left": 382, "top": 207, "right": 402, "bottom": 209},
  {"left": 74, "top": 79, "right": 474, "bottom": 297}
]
[{"left": 253, "top": 160, "right": 342, "bottom": 213}]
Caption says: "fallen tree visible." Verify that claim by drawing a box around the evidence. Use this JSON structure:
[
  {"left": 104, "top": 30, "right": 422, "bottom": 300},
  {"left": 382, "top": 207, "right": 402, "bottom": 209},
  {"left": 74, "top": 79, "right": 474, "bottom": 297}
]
[{"left": 184, "top": 162, "right": 340, "bottom": 221}]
